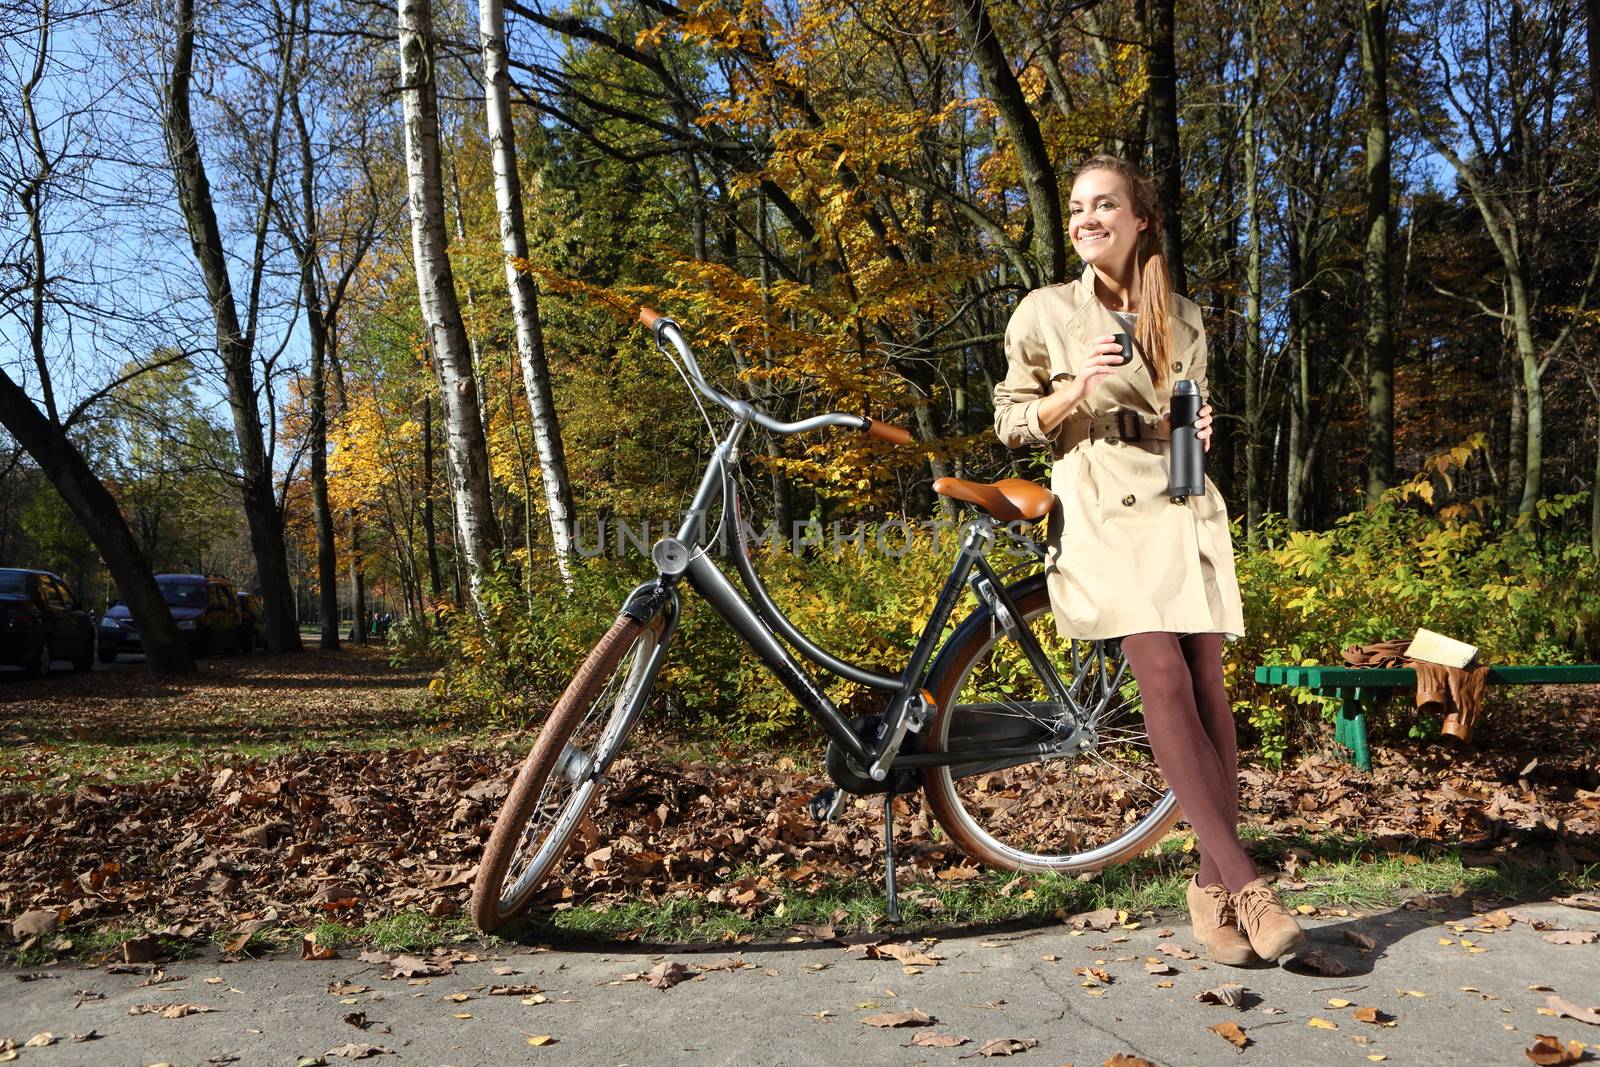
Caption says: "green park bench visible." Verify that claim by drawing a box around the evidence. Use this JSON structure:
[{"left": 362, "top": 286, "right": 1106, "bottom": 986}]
[{"left": 1253, "top": 664, "right": 1600, "bottom": 771}]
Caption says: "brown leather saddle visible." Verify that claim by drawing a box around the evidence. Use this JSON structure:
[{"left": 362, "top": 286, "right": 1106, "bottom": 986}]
[{"left": 932, "top": 477, "right": 1054, "bottom": 524}]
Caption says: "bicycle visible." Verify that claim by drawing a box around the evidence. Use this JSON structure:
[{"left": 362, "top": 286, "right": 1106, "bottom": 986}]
[{"left": 470, "top": 308, "right": 1179, "bottom": 933}]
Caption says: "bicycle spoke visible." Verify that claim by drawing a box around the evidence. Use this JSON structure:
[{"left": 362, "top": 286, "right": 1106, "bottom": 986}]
[{"left": 929, "top": 586, "right": 1176, "bottom": 871}]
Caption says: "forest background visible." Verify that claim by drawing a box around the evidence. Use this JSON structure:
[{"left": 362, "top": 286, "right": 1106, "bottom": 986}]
[{"left": 3, "top": 0, "right": 1599, "bottom": 756}]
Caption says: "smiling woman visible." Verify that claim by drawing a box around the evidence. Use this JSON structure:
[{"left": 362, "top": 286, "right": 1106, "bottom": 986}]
[{"left": 992, "top": 154, "right": 1310, "bottom": 967}]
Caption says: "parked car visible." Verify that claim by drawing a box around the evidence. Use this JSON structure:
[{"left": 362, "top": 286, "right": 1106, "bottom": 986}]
[
  {"left": 0, "top": 568, "right": 95, "bottom": 676},
  {"left": 99, "top": 574, "right": 242, "bottom": 662},
  {"left": 236, "top": 592, "right": 266, "bottom": 653}
]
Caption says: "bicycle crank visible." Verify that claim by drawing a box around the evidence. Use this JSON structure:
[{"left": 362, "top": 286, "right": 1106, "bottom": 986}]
[{"left": 824, "top": 715, "right": 920, "bottom": 795}]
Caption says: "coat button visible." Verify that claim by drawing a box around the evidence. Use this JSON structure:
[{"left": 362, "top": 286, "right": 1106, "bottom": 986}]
[
  {"left": 1172, "top": 361, "right": 1184, "bottom": 372},
  {"left": 1121, "top": 494, "right": 1136, "bottom": 507}
]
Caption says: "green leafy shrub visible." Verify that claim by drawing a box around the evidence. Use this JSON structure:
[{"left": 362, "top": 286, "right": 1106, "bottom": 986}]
[
  {"left": 417, "top": 465, "right": 1598, "bottom": 761},
  {"left": 1234, "top": 468, "right": 1599, "bottom": 761}
]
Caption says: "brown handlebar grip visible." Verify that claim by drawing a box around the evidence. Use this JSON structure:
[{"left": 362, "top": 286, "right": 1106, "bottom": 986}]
[
  {"left": 640, "top": 306, "right": 664, "bottom": 328},
  {"left": 865, "top": 418, "right": 914, "bottom": 445}
]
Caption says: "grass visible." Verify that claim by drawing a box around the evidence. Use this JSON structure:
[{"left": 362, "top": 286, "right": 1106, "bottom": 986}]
[
  {"left": 7, "top": 834, "right": 1595, "bottom": 968},
  {"left": 490, "top": 830, "right": 1600, "bottom": 946}
]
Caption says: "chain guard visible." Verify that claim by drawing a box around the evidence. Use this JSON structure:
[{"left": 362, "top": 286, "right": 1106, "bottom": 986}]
[{"left": 825, "top": 714, "right": 921, "bottom": 795}]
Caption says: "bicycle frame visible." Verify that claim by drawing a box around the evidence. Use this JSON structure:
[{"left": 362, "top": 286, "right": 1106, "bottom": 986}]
[{"left": 615, "top": 414, "right": 1082, "bottom": 785}]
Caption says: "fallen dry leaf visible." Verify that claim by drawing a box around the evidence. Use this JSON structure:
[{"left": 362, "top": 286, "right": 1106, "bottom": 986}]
[
  {"left": 1526, "top": 1034, "right": 1586, "bottom": 1066},
  {"left": 1307, "top": 1017, "right": 1339, "bottom": 1030},
  {"left": 301, "top": 933, "right": 338, "bottom": 961},
  {"left": 121, "top": 933, "right": 166, "bottom": 964},
  {"left": 861, "top": 1010, "right": 936, "bottom": 1028},
  {"left": 909, "top": 1033, "right": 970, "bottom": 1048},
  {"left": 1074, "top": 966, "right": 1113, "bottom": 986},
  {"left": 1546, "top": 997, "right": 1600, "bottom": 1027},
  {"left": 128, "top": 1003, "right": 218, "bottom": 1019},
  {"left": 861, "top": 943, "right": 945, "bottom": 967},
  {"left": 23, "top": 1034, "right": 55, "bottom": 1048},
  {"left": 1342, "top": 931, "right": 1377, "bottom": 954},
  {"left": 1195, "top": 983, "right": 1246, "bottom": 1009},
  {"left": 620, "top": 960, "right": 689, "bottom": 990},
  {"left": 325, "top": 1043, "right": 393, "bottom": 1059},
  {"left": 1103, "top": 1055, "right": 1157, "bottom": 1067},
  {"left": 10, "top": 909, "right": 60, "bottom": 940},
  {"left": 1159, "top": 943, "right": 1198, "bottom": 960},
  {"left": 1352, "top": 1007, "right": 1394, "bottom": 1026},
  {"left": 1293, "top": 950, "right": 1351, "bottom": 976},
  {"left": 962, "top": 1037, "right": 1038, "bottom": 1058},
  {"left": 386, "top": 955, "right": 445, "bottom": 978},
  {"left": 526, "top": 1035, "right": 556, "bottom": 1046},
  {"left": 1209, "top": 1022, "right": 1250, "bottom": 1048},
  {"left": 1065, "top": 907, "right": 1119, "bottom": 931},
  {"left": 1543, "top": 930, "right": 1598, "bottom": 945}
]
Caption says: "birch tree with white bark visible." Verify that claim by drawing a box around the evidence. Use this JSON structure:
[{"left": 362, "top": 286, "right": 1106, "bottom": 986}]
[{"left": 398, "top": 0, "right": 503, "bottom": 609}]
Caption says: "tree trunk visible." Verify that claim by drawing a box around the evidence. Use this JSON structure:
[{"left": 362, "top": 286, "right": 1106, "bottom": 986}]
[
  {"left": 0, "top": 369, "right": 195, "bottom": 674},
  {"left": 291, "top": 89, "right": 340, "bottom": 652},
  {"left": 1588, "top": 0, "right": 1600, "bottom": 114},
  {"left": 1145, "top": 0, "right": 1188, "bottom": 296},
  {"left": 165, "top": 0, "right": 302, "bottom": 652},
  {"left": 955, "top": 0, "right": 1066, "bottom": 284},
  {"left": 480, "top": 0, "right": 579, "bottom": 581},
  {"left": 1592, "top": 397, "right": 1600, "bottom": 561},
  {"left": 421, "top": 394, "right": 444, "bottom": 598},
  {"left": 1359, "top": 0, "right": 1395, "bottom": 503},
  {"left": 1243, "top": 9, "right": 1266, "bottom": 536},
  {"left": 398, "top": 0, "right": 503, "bottom": 610},
  {"left": 1508, "top": 270, "right": 1544, "bottom": 514}
]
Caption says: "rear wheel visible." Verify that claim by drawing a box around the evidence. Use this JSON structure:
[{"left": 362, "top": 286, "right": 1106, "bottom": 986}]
[
  {"left": 472, "top": 614, "right": 662, "bottom": 932},
  {"left": 22, "top": 641, "right": 51, "bottom": 679},
  {"left": 921, "top": 581, "right": 1179, "bottom": 873}
]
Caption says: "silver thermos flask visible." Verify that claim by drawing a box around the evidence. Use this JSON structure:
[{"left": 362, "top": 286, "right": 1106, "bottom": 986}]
[{"left": 1169, "top": 380, "right": 1205, "bottom": 499}]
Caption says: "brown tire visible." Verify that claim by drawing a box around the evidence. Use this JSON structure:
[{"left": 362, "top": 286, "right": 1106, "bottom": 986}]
[
  {"left": 472, "top": 614, "right": 662, "bottom": 932},
  {"left": 920, "top": 582, "right": 1181, "bottom": 873}
]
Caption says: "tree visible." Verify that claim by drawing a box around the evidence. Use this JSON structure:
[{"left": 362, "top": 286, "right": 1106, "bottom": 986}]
[
  {"left": 0, "top": 0, "right": 193, "bottom": 672},
  {"left": 479, "top": 0, "right": 578, "bottom": 578},
  {"left": 398, "top": 0, "right": 503, "bottom": 611},
  {"left": 1359, "top": 0, "right": 1395, "bottom": 502},
  {"left": 1144, "top": 0, "right": 1189, "bottom": 296},
  {"left": 163, "top": 0, "right": 302, "bottom": 650}
]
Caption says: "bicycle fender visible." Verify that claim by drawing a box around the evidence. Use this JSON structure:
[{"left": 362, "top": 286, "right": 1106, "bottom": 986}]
[
  {"left": 921, "top": 572, "right": 1049, "bottom": 705},
  {"left": 620, "top": 579, "right": 677, "bottom": 626}
]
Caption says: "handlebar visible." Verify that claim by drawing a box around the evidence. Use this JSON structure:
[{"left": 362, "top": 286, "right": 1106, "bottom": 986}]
[{"left": 640, "top": 307, "right": 915, "bottom": 445}]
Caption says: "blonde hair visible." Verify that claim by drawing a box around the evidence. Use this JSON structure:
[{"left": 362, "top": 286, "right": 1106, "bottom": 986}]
[{"left": 1074, "top": 155, "right": 1174, "bottom": 389}]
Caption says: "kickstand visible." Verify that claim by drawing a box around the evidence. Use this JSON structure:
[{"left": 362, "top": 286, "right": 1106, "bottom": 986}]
[{"left": 881, "top": 788, "right": 901, "bottom": 925}]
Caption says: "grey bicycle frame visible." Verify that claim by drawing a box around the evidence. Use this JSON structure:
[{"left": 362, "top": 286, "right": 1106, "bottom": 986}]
[{"left": 615, "top": 316, "right": 1081, "bottom": 781}]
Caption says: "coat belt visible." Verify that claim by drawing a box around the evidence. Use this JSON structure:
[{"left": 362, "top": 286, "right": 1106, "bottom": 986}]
[{"left": 1060, "top": 411, "right": 1171, "bottom": 451}]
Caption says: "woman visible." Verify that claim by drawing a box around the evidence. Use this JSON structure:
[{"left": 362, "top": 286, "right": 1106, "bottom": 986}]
[{"left": 992, "top": 155, "right": 1307, "bottom": 965}]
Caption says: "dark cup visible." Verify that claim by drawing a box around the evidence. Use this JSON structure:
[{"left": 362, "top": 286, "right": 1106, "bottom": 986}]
[{"left": 1110, "top": 332, "right": 1134, "bottom": 366}]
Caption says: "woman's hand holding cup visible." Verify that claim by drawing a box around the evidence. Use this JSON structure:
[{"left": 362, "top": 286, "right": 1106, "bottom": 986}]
[{"left": 1079, "top": 335, "right": 1130, "bottom": 399}]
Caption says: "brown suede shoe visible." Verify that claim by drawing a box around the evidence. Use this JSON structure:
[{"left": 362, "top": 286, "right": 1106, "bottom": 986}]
[
  {"left": 1186, "top": 877, "right": 1257, "bottom": 965},
  {"left": 1232, "top": 877, "right": 1311, "bottom": 961}
]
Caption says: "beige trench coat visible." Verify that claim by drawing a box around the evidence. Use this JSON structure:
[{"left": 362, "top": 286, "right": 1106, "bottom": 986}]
[{"left": 993, "top": 268, "right": 1246, "bottom": 641}]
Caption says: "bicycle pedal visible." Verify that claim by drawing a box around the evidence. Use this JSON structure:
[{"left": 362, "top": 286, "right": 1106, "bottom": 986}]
[{"left": 809, "top": 787, "right": 848, "bottom": 823}]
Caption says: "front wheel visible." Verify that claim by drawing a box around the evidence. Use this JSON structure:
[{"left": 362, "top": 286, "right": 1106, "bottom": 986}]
[
  {"left": 471, "top": 613, "right": 663, "bottom": 932},
  {"left": 921, "top": 580, "right": 1180, "bottom": 873}
]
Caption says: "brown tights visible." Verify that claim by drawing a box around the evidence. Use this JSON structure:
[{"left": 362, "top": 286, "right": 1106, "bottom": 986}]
[{"left": 1119, "top": 632, "right": 1257, "bottom": 893}]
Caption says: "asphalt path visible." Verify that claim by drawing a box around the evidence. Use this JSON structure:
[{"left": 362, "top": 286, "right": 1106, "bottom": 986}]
[{"left": 4, "top": 899, "right": 1596, "bottom": 1066}]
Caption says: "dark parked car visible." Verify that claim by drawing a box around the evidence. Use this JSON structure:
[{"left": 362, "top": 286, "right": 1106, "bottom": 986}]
[
  {"left": 0, "top": 568, "right": 95, "bottom": 676},
  {"left": 236, "top": 592, "right": 266, "bottom": 653},
  {"left": 99, "top": 574, "right": 242, "bottom": 661}
]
